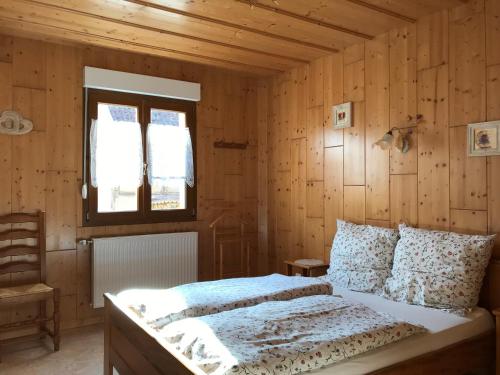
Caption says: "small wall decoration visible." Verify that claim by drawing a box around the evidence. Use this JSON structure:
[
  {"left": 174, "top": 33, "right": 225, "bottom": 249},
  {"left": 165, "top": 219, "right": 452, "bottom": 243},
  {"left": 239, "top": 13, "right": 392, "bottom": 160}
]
[
  {"left": 468, "top": 121, "right": 500, "bottom": 156},
  {"left": 0, "top": 110, "right": 34, "bottom": 135},
  {"left": 332, "top": 102, "right": 352, "bottom": 129}
]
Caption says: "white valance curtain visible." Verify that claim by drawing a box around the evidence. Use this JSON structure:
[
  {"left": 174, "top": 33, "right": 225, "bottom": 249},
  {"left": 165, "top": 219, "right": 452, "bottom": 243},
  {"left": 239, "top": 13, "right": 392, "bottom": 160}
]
[
  {"left": 90, "top": 120, "right": 194, "bottom": 189},
  {"left": 147, "top": 124, "right": 194, "bottom": 188}
]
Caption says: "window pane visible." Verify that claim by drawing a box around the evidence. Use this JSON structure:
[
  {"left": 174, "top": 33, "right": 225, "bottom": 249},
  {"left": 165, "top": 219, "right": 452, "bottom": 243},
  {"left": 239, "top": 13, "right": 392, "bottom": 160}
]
[
  {"left": 97, "top": 103, "right": 139, "bottom": 213},
  {"left": 98, "top": 186, "right": 139, "bottom": 213},
  {"left": 151, "top": 108, "right": 186, "bottom": 128},
  {"left": 150, "top": 109, "right": 187, "bottom": 211},
  {"left": 152, "top": 179, "right": 186, "bottom": 211},
  {"left": 99, "top": 103, "right": 137, "bottom": 122}
]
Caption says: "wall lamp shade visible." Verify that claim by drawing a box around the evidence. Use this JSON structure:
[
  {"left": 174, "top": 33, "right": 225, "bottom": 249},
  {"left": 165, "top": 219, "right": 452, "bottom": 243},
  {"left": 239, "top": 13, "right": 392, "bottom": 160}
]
[
  {"left": 373, "top": 115, "right": 422, "bottom": 153},
  {"left": 374, "top": 130, "right": 394, "bottom": 150},
  {"left": 374, "top": 128, "right": 412, "bottom": 153}
]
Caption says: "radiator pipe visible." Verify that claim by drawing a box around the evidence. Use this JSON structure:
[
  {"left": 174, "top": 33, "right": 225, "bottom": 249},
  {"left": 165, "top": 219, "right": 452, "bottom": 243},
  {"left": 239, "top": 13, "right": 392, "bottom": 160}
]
[{"left": 78, "top": 239, "right": 94, "bottom": 245}]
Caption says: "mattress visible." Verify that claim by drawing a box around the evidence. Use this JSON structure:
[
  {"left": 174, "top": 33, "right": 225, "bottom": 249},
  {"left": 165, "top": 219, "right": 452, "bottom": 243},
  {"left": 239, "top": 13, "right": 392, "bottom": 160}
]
[{"left": 312, "top": 287, "right": 494, "bottom": 374}]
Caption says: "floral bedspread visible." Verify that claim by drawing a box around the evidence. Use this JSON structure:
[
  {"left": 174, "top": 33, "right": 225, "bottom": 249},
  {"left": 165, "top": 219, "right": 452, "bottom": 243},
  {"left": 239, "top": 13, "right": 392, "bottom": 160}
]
[
  {"left": 117, "top": 274, "right": 332, "bottom": 329},
  {"left": 161, "top": 295, "right": 426, "bottom": 375}
]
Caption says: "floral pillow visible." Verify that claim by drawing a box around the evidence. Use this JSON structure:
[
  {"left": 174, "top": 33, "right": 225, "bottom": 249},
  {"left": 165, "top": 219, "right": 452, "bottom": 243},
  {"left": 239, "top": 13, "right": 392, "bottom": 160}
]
[
  {"left": 326, "top": 220, "right": 400, "bottom": 293},
  {"left": 383, "top": 224, "right": 496, "bottom": 311}
]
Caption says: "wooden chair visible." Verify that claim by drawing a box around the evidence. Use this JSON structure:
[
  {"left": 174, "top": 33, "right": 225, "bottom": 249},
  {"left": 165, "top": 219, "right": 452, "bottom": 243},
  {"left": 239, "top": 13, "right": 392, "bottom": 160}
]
[
  {"left": 0, "top": 211, "right": 60, "bottom": 359},
  {"left": 209, "top": 211, "right": 251, "bottom": 279}
]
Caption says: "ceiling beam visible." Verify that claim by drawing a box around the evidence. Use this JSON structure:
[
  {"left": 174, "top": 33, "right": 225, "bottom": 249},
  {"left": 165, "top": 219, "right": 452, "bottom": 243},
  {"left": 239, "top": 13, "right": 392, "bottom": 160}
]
[
  {"left": 236, "top": 0, "right": 374, "bottom": 40},
  {"left": 344, "top": 0, "right": 416, "bottom": 23},
  {"left": 123, "top": 0, "right": 339, "bottom": 54},
  {"left": 23, "top": 0, "right": 308, "bottom": 64},
  {"left": 0, "top": 15, "right": 282, "bottom": 76}
]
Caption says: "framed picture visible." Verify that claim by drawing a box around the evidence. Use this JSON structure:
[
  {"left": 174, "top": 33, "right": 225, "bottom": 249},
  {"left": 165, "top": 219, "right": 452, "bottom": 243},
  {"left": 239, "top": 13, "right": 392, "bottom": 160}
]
[
  {"left": 468, "top": 121, "right": 500, "bottom": 156},
  {"left": 332, "top": 102, "right": 352, "bottom": 129}
]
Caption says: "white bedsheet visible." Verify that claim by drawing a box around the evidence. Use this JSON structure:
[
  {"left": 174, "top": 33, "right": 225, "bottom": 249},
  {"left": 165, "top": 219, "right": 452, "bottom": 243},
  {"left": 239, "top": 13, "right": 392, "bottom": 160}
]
[
  {"left": 115, "top": 274, "right": 332, "bottom": 328},
  {"left": 160, "top": 295, "right": 425, "bottom": 375},
  {"left": 313, "top": 287, "right": 494, "bottom": 374}
]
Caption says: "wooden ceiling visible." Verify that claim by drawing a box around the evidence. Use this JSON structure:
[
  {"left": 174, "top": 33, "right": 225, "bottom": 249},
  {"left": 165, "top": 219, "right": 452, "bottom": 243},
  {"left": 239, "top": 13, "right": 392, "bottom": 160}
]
[{"left": 0, "top": 0, "right": 466, "bottom": 75}]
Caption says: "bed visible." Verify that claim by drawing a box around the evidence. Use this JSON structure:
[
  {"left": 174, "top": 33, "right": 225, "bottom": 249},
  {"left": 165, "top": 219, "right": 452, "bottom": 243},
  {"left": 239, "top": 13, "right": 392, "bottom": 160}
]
[{"left": 103, "top": 257, "right": 500, "bottom": 375}]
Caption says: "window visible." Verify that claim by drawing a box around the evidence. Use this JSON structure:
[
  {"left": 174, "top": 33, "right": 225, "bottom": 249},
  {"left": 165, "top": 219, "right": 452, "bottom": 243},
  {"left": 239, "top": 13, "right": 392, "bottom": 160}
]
[{"left": 83, "top": 89, "right": 196, "bottom": 226}]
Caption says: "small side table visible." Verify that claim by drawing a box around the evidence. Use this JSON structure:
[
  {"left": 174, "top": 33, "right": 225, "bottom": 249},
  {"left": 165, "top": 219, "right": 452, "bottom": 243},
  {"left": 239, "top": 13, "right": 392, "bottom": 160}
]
[{"left": 284, "top": 260, "right": 329, "bottom": 277}]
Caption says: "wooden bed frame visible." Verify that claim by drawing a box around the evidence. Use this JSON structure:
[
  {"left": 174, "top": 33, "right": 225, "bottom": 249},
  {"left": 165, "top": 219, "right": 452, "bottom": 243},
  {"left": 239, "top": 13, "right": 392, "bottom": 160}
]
[{"left": 104, "top": 259, "right": 500, "bottom": 375}]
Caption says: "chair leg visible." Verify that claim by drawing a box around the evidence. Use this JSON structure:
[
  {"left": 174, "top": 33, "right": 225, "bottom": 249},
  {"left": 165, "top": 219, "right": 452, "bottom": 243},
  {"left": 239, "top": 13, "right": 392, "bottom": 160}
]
[
  {"left": 39, "top": 299, "right": 47, "bottom": 333},
  {"left": 53, "top": 289, "right": 60, "bottom": 352}
]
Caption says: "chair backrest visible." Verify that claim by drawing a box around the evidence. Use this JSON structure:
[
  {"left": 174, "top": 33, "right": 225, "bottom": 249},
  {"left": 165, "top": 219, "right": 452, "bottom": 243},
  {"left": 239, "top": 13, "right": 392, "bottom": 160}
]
[
  {"left": 210, "top": 210, "right": 251, "bottom": 279},
  {"left": 0, "top": 211, "right": 46, "bottom": 286}
]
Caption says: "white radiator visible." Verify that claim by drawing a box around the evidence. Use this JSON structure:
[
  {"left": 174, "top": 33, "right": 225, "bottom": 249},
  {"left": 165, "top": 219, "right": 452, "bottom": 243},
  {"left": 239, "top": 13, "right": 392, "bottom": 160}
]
[{"left": 91, "top": 232, "right": 198, "bottom": 308}]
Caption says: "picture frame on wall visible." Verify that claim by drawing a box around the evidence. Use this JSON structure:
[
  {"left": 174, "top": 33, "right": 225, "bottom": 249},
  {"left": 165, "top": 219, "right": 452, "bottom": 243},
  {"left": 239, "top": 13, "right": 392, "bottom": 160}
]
[
  {"left": 468, "top": 121, "right": 500, "bottom": 156},
  {"left": 332, "top": 102, "right": 352, "bottom": 129}
]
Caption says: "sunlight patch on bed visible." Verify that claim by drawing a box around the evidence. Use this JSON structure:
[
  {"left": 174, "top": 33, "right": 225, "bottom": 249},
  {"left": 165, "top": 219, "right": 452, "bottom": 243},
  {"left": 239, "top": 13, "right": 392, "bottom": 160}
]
[
  {"left": 117, "top": 288, "right": 189, "bottom": 320},
  {"left": 161, "top": 318, "right": 238, "bottom": 374}
]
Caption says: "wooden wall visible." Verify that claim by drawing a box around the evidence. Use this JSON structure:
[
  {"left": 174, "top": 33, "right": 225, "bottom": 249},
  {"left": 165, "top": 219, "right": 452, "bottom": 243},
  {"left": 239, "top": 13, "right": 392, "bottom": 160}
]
[
  {"left": 0, "top": 34, "right": 260, "bottom": 329},
  {"left": 264, "top": 0, "right": 500, "bottom": 273}
]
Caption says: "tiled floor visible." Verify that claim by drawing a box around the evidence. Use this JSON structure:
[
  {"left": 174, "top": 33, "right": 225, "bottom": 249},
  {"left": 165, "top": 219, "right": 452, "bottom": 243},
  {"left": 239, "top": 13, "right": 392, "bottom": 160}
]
[{"left": 0, "top": 324, "right": 104, "bottom": 375}]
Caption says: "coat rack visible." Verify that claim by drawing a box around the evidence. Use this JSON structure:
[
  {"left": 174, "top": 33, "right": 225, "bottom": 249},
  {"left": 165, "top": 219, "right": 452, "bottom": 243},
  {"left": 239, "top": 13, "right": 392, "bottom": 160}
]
[
  {"left": 209, "top": 211, "right": 251, "bottom": 279},
  {"left": 213, "top": 140, "right": 248, "bottom": 149}
]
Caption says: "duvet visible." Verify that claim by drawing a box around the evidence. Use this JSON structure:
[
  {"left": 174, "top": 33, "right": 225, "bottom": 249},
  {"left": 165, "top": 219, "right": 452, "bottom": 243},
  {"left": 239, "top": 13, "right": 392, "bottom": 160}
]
[
  {"left": 161, "top": 295, "right": 426, "bottom": 375},
  {"left": 117, "top": 274, "right": 332, "bottom": 329}
]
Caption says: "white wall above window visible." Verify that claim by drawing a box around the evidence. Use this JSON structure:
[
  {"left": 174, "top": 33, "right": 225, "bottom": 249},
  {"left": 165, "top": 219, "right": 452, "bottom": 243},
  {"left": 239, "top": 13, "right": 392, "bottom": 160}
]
[{"left": 83, "top": 67, "right": 201, "bottom": 101}]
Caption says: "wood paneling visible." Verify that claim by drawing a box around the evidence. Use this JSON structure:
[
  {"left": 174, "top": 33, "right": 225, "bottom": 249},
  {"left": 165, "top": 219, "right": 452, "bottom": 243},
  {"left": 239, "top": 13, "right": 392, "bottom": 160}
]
[
  {"left": 323, "top": 54, "right": 344, "bottom": 147},
  {"left": 304, "top": 217, "right": 324, "bottom": 261},
  {"left": 344, "top": 101, "right": 365, "bottom": 185},
  {"left": 487, "top": 64, "right": 500, "bottom": 120},
  {"left": 389, "top": 25, "right": 417, "bottom": 128},
  {"left": 306, "top": 106, "right": 324, "bottom": 181},
  {"left": 488, "top": 156, "right": 500, "bottom": 257},
  {"left": 0, "top": 0, "right": 461, "bottom": 76},
  {"left": 12, "top": 37, "right": 46, "bottom": 90},
  {"left": 344, "top": 186, "right": 366, "bottom": 224},
  {"left": 11, "top": 131, "right": 47, "bottom": 213},
  {"left": 306, "top": 180, "right": 324, "bottom": 218},
  {"left": 46, "top": 171, "right": 77, "bottom": 251},
  {"left": 324, "top": 147, "right": 343, "bottom": 247},
  {"left": 417, "top": 64, "right": 449, "bottom": 230},
  {"left": 0, "top": 35, "right": 13, "bottom": 62},
  {"left": 46, "top": 44, "right": 82, "bottom": 172},
  {"left": 308, "top": 59, "right": 324, "bottom": 108},
  {"left": 257, "top": 81, "right": 269, "bottom": 276},
  {"left": 390, "top": 174, "right": 418, "bottom": 227},
  {"left": 365, "top": 34, "right": 390, "bottom": 220},
  {"left": 276, "top": 170, "right": 292, "bottom": 232},
  {"left": 265, "top": 2, "right": 500, "bottom": 270},
  {"left": 486, "top": 0, "right": 500, "bottom": 66},
  {"left": 449, "top": 8, "right": 486, "bottom": 126},
  {"left": 344, "top": 60, "right": 365, "bottom": 102},
  {"left": 0, "top": 34, "right": 260, "bottom": 329},
  {"left": 450, "top": 126, "right": 487, "bottom": 210},
  {"left": 46, "top": 249, "right": 77, "bottom": 296},
  {"left": 417, "top": 10, "right": 449, "bottom": 71},
  {"left": 389, "top": 129, "right": 417, "bottom": 174},
  {"left": 450, "top": 209, "right": 488, "bottom": 234},
  {"left": 290, "top": 138, "right": 306, "bottom": 256}
]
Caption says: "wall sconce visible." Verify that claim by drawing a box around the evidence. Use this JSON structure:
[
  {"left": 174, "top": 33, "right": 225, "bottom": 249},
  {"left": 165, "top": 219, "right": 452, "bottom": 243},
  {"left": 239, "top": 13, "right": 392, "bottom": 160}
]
[
  {"left": 0, "top": 110, "right": 33, "bottom": 135},
  {"left": 373, "top": 114, "right": 423, "bottom": 154}
]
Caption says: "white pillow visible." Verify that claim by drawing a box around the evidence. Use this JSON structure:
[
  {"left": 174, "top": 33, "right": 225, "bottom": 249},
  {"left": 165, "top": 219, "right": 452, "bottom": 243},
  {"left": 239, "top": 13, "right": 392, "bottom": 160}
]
[
  {"left": 383, "top": 224, "right": 496, "bottom": 311},
  {"left": 326, "top": 220, "right": 399, "bottom": 292}
]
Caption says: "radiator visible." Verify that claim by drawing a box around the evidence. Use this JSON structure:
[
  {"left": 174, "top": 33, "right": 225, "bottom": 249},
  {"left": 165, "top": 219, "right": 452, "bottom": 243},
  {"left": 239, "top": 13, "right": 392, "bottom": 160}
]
[{"left": 91, "top": 232, "right": 198, "bottom": 308}]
